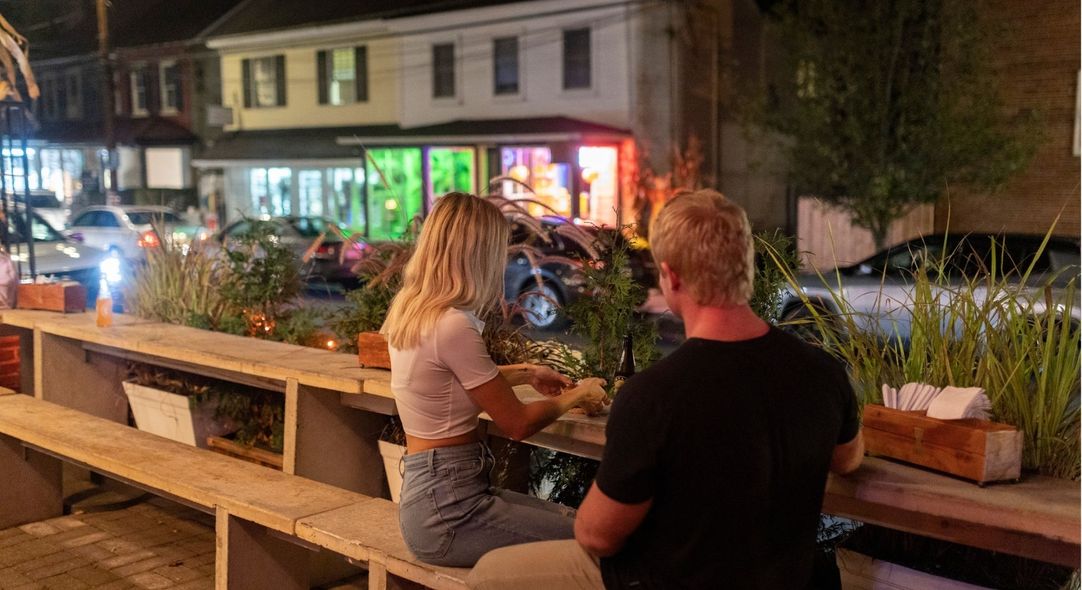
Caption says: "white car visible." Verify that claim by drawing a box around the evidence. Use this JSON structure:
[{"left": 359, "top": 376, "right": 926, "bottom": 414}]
[{"left": 65, "top": 206, "right": 207, "bottom": 260}]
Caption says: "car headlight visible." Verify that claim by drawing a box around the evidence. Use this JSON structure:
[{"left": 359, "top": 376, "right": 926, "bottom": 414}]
[{"left": 100, "top": 254, "right": 124, "bottom": 285}]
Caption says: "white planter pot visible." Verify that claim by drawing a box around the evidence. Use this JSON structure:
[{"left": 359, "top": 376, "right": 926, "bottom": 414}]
[
  {"left": 122, "top": 381, "right": 234, "bottom": 448},
  {"left": 837, "top": 549, "right": 993, "bottom": 590},
  {"left": 378, "top": 439, "right": 406, "bottom": 503}
]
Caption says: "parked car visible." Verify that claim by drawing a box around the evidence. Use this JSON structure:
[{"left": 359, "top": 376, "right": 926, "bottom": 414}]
[
  {"left": 3, "top": 207, "right": 125, "bottom": 307},
  {"left": 8, "top": 190, "right": 70, "bottom": 231},
  {"left": 215, "top": 216, "right": 368, "bottom": 287},
  {"left": 779, "top": 233, "right": 1082, "bottom": 340},
  {"left": 505, "top": 217, "right": 657, "bottom": 329},
  {"left": 65, "top": 206, "right": 208, "bottom": 260}
]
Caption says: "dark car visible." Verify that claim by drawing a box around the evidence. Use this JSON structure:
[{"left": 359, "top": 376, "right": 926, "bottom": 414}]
[
  {"left": 505, "top": 217, "right": 657, "bottom": 329},
  {"left": 780, "top": 233, "right": 1081, "bottom": 338},
  {"left": 216, "top": 216, "right": 368, "bottom": 288}
]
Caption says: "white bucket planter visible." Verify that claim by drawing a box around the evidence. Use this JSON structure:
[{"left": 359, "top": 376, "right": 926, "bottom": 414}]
[
  {"left": 378, "top": 439, "right": 406, "bottom": 503},
  {"left": 122, "top": 381, "right": 234, "bottom": 448},
  {"left": 837, "top": 549, "right": 993, "bottom": 590}
]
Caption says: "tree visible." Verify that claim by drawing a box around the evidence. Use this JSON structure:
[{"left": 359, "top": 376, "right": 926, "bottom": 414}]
[{"left": 749, "top": 0, "right": 1038, "bottom": 249}]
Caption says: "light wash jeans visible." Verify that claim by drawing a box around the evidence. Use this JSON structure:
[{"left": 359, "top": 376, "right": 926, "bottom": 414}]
[{"left": 398, "top": 442, "right": 575, "bottom": 567}]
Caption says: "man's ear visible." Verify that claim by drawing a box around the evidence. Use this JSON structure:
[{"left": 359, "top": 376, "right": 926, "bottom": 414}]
[{"left": 660, "top": 261, "right": 680, "bottom": 292}]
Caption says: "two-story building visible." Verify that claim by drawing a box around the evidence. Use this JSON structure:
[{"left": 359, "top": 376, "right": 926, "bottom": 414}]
[
  {"left": 196, "top": 0, "right": 760, "bottom": 239},
  {"left": 18, "top": 0, "right": 242, "bottom": 214}
]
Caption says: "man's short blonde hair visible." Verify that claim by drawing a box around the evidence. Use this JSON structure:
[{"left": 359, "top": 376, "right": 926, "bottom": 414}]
[{"left": 651, "top": 189, "right": 755, "bottom": 306}]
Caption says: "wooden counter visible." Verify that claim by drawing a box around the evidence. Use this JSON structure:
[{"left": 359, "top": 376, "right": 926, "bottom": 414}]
[{"left": 4, "top": 309, "right": 1078, "bottom": 567}]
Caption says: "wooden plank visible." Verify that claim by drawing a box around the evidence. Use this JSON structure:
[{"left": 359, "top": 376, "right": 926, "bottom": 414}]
[
  {"left": 0, "top": 395, "right": 363, "bottom": 535},
  {"left": 283, "top": 378, "right": 300, "bottom": 475},
  {"left": 825, "top": 457, "right": 1080, "bottom": 566},
  {"left": 216, "top": 507, "right": 310, "bottom": 590},
  {"left": 296, "top": 500, "right": 469, "bottom": 590},
  {"left": 0, "top": 433, "right": 63, "bottom": 529}
]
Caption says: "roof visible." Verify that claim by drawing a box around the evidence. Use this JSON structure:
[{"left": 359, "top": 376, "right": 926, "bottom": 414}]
[
  {"left": 34, "top": 116, "right": 199, "bottom": 146},
  {"left": 197, "top": 117, "right": 630, "bottom": 162},
  {"left": 11, "top": 0, "right": 245, "bottom": 61},
  {"left": 204, "top": 0, "right": 524, "bottom": 39}
]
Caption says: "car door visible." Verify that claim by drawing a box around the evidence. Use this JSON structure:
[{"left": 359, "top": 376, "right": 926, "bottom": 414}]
[{"left": 68, "top": 211, "right": 112, "bottom": 252}]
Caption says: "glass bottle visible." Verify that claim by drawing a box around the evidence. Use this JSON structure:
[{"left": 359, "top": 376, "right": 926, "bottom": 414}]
[{"left": 95, "top": 277, "right": 113, "bottom": 328}]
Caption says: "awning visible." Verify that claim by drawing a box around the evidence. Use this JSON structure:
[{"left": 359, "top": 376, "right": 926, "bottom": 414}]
[{"left": 193, "top": 117, "right": 630, "bottom": 167}]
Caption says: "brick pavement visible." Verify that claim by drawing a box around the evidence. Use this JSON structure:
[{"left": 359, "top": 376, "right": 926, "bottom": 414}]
[{"left": 0, "top": 498, "right": 215, "bottom": 590}]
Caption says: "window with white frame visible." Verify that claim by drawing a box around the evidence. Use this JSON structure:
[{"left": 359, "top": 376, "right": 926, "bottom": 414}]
[
  {"left": 562, "top": 28, "right": 591, "bottom": 90},
  {"left": 318, "top": 47, "right": 367, "bottom": 105},
  {"left": 243, "top": 56, "right": 286, "bottom": 108},
  {"left": 130, "top": 68, "right": 149, "bottom": 116},
  {"left": 493, "top": 36, "right": 519, "bottom": 95},
  {"left": 159, "top": 61, "right": 182, "bottom": 113},
  {"left": 432, "top": 43, "right": 456, "bottom": 99},
  {"left": 64, "top": 70, "right": 82, "bottom": 119}
]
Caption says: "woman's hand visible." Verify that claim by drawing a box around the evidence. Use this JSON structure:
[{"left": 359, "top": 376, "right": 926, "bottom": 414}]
[
  {"left": 568, "top": 377, "right": 608, "bottom": 416},
  {"left": 529, "top": 365, "right": 573, "bottom": 396}
]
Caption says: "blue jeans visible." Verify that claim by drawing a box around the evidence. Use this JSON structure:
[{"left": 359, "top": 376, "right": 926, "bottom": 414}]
[{"left": 398, "top": 442, "right": 575, "bottom": 567}]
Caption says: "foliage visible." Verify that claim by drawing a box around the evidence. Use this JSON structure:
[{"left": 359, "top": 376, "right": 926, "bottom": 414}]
[
  {"left": 564, "top": 229, "right": 660, "bottom": 390},
  {"left": 751, "top": 230, "right": 802, "bottom": 323},
  {"left": 333, "top": 239, "right": 413, "bottom": 353},
  {"left": 271, "top": 307, "right": 330, "bottom": 347},
  {"left": 125, "top": 363, "right": 284, "bottom": 453},
  {"left": 529, "top": 449, "right": 599, "bottom": 508},
  {"left": 219, "top": 219, "right": 302, "bottom": 327},
  {"left": 748, "top": 0, "right": 1039, "bottom": 248},
  {"left": 767, "top": 229, "right": 1081, "bottom": 478},
  {"left": 127, "top": 243, "right": 234, "bottom": 330}
]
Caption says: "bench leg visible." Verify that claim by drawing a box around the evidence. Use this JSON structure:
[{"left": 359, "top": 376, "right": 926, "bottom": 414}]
[
  {"left": 215, "top": 508, "right": 310, "bottom": 590},
  {"left": 0, "top": 434, "right": 62, "bottom": 529}
]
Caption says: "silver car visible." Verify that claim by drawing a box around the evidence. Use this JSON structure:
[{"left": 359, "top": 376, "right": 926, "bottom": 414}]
[{"left": 780, "top": 234, "right": 1082, "bottom": 339}]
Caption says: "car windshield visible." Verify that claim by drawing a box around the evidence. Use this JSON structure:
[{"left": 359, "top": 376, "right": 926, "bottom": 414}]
[
  {"left": 126, "top": 211, "right": 180, "bottom": 225},
  {"left": 6, "top": 211, "right": 65, "bottom": 243},
  {"left": 288, "top": 217, "right": 343, "bottom": 239}
]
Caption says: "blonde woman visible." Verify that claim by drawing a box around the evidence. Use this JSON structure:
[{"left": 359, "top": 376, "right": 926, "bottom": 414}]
[{"left": 382, "top": 192, "right": 607, "bottom": 567}]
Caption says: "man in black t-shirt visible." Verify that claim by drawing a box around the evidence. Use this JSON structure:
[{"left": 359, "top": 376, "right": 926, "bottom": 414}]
[{"left": 468, "top": 190, "right": 864, "bottom": 590}]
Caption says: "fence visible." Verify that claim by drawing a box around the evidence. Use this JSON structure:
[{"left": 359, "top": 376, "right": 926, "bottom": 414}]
[{"left": 796, "top": 197, "right": 935, "bottom": 270}]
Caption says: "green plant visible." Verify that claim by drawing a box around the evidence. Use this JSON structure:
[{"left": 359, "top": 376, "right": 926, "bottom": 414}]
[
  {"left": 529, "top": 449, "right": 599, "bottom": 508},
  {"left": 746, "top": 0, "right": 1039, "bottom": 249},
  {"left": 333, "top": 239, "right": 413, "bottom": 353},
  {"left": 220, "top": 219, "right": 302, "bottom": 334},
  {"left": 216, "top": 389, "right": 285, "bottom": 453},
  {"left": 564, "top": 229, "right": 660, "bottom": 390},
  {"left": 751, "top": 230, "right": 802, "bottom": 323},
  {"left": 127, "top": 242, "right": 235, "bottom": 330},
  {"left": 767, "top": 229, "right": 1081, "bottom": 478}
]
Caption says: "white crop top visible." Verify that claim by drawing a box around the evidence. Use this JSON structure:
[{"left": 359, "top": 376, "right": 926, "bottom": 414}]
[{"left": 388, "top": 308, "right": 500, "bottom": 439}]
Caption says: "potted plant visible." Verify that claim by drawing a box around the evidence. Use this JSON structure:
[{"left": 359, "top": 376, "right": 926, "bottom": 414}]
[
  {"left": 378, "top": 416, "right": 407, "bottom": 502},
  {"left": 123, "top": 364, "right": 235, "bottom": 449}
]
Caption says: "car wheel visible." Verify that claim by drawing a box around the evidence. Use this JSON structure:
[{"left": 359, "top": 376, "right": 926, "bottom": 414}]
[{"left": 518, "top": 282, "right": 565, "bottom": 330}]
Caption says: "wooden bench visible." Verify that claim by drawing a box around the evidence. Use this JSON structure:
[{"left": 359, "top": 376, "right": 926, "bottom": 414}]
[{"left": 0, "top": 392, "right": 469, "bottom": 589}]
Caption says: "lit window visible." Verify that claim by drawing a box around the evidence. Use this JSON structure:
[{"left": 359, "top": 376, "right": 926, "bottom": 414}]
[
  {"left": 131, "top": 68, "right": 149, "bottom": 116},
  {"left": 319, "top": 47, "right": 367, "bottom": 105},
  {"left": 563, "top": 28, "right": 591, "bottom": 90},
  {"left": 433, "top": 43, "right": 456, "bottom": 99},
  {"left": 64, "top": 70, "right": 81, "bottom": 119},
  {"left": 244, "top": 56, "right": 285, "bottom": 108},
  {"left": 493, "top": 37, "right": 519, "bottom": 95}
]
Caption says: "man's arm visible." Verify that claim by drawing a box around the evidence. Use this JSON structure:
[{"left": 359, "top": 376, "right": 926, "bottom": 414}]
[
  {"left": 831, "top": 429, "right": 864, "bottom": 474},
  {"left": 574, "top": 483, "right": 652, "bottom": 558}
]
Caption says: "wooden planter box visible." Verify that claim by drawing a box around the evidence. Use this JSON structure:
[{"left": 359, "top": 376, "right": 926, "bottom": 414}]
[
  {"left": 358, "top": 331, "right": 391, "bottom": 369},
  {"left": 206, "top": 435, "right": 284, "bottom": 470},
  {"left": 0, "top": 335, "right": 19, "bottom": 392},
  {"left": 862, "top": 405, "right": 1022, "bottom": 485},
  {"left": 17, "top": 281, "right": 86, "bottom": 313}
]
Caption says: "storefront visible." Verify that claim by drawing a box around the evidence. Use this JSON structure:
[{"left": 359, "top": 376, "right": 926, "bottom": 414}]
[{"left": 196, "top": 118, "right": 632, "bottom": 239}]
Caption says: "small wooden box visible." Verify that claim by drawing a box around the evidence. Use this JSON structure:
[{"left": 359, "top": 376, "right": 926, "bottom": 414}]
[
  {"left": 357, "top": 331, "right": 391, "bottom": 370},
  {"left": 17, "top": 281, "right": 87, "bottom": 313},
  {"left": 862, "top": 404, "right": 1022, "bottom": 485}
]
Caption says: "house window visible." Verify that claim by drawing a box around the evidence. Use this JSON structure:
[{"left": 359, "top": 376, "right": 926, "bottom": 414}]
[
  {"left": 562, "top": 28, "right": 591, "bottom": 90},
  {"left": 243, "top": 55, "right": 286, "bottom": 108},
  {"left": 130, "top": 68, "right": 149, "bottom": 116},
  {"left": 39, "top": 77, "right": 57, "bottom": 120},
  {"left": 159, "top": 61, "right": 182, "bottom": 113},
  {"left": 432, "top": 43, "right": 455, "bottom": 99},
  {"left": 318, "top": 46, "right": 367, "bottom": 105},
  {"left": 493, "top": 37, "right": 519, "bottom": 95},
  {"left": 64, "top": 70, "right": 82, "bottom": 119}
]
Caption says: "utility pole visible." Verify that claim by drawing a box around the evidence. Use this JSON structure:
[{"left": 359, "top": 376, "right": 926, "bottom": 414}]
[{"left": 96, "top": 0, "right": 118, "bottom": 204}]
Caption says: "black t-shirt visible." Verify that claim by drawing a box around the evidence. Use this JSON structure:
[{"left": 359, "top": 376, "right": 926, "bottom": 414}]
[{"left": 595, "top": 327, "right": 860, "bottom": 590}]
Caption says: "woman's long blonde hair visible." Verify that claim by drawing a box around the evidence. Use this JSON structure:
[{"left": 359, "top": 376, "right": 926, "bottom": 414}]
[{"left": 382, "top": 192, "right": 510, "bottom": 349}]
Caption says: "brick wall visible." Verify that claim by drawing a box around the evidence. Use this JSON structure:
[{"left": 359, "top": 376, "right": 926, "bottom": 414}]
[{"left": 936, "top": 0, "right": 1081, "bottom": 237}]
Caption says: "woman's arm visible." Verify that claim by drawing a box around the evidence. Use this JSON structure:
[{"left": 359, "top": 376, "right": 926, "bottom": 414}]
[
  {"left": 499, "top": 364, "right": 572, "bottom": 395},
  {"left": 466, "top": 375, "right": 606, "bottom": 442}
]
